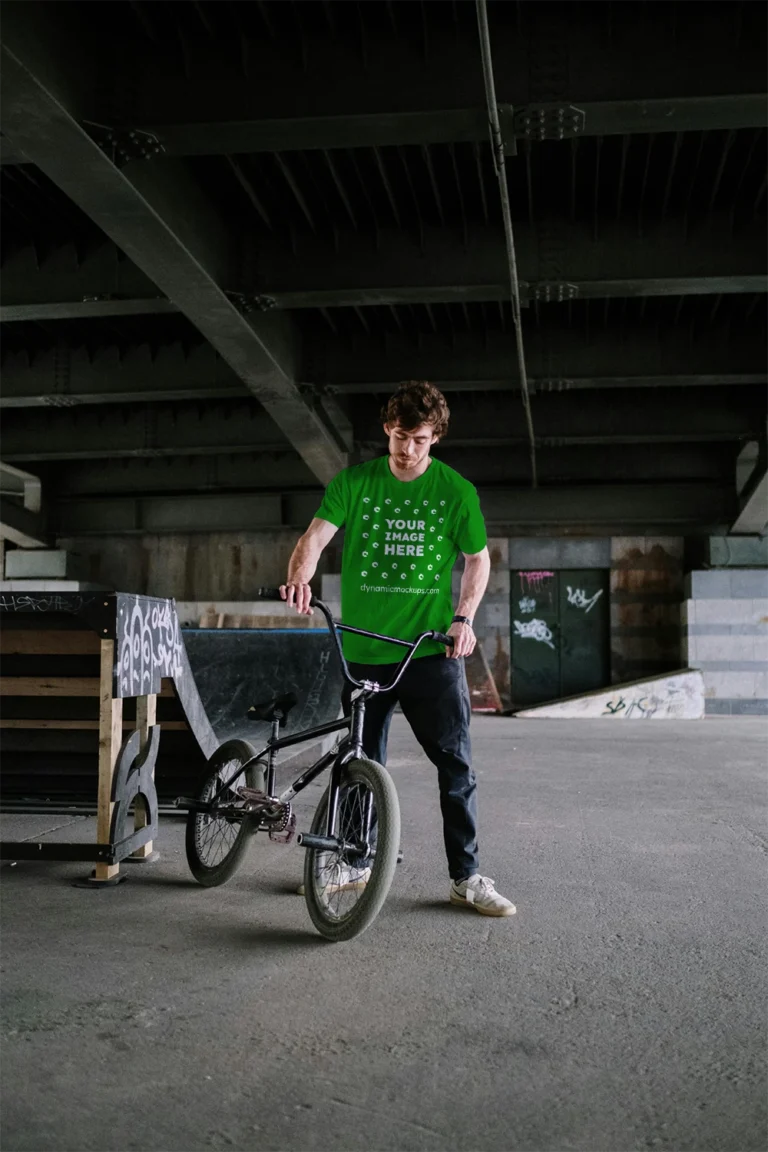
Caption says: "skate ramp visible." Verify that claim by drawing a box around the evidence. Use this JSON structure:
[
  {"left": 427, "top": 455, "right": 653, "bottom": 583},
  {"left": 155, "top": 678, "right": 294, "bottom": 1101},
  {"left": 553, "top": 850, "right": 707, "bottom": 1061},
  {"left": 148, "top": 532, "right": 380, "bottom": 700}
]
[{"left": 514, "top": 669, "right": 705, "bottom": 719}]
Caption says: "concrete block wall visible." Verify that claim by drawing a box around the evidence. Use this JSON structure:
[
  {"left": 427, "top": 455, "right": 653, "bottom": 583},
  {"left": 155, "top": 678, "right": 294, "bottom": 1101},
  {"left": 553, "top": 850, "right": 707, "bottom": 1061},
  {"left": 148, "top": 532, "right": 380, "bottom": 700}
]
[
  {"left": 683, "top": 569, "right": 768, "bottom": 715},
  {"left": 610, "top": 537, "right": 684, "bottom": 685},
  {"left": 55, "top": 531, "right": 334, "bottom": 599},
  {"left": 458, "top": 538, "right": 511, "bottom": 709}
]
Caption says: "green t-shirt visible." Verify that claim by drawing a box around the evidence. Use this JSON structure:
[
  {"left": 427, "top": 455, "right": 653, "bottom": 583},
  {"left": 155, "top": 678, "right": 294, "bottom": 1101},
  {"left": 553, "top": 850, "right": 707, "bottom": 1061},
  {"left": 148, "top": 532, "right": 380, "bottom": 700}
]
[{"left": 315, "top": 455, "right": 487, "bottom": 664}]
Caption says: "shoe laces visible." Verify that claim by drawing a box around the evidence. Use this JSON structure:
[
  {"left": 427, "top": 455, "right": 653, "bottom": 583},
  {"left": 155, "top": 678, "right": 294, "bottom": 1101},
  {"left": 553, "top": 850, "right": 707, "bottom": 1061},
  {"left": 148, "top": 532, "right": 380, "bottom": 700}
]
[{"left": 470, "top": 874, "right": 497, "bottom": 896}]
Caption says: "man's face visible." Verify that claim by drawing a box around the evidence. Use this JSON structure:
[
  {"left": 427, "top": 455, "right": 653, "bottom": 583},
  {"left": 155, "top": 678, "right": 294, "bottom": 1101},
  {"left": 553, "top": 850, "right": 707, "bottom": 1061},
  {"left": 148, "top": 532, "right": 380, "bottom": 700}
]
[{"left": 384, "top": 421, "right": 438, "bottom": 472}]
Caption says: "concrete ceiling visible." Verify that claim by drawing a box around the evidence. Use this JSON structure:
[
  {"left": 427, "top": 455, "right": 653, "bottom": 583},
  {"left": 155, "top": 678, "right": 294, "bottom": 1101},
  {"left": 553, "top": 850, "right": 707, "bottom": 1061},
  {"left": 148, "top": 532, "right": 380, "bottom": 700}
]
[{"left": 0, "top": 0, "right": 766, "bottom": 538}]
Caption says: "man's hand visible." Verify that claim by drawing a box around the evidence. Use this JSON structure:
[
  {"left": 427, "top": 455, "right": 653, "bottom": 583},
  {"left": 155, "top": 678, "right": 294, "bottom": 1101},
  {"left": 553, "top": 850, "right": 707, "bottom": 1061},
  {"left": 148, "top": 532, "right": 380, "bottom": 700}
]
[
  {"left": 280, "top": 582, "right": 314, "bottom": 615},
  {"left": 446, "top": 620, "right": 475, "bottom": 659}
]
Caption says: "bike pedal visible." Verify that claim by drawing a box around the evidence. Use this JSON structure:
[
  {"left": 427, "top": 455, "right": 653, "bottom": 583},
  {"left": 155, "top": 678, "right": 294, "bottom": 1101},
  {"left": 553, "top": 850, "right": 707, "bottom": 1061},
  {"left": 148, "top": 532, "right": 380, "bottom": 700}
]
[
  {"left": 269, "top": 813, "right": 297, "bottom": 845},
  {"left": 237, "top": 786, "right": 267, "bottom": 803}
]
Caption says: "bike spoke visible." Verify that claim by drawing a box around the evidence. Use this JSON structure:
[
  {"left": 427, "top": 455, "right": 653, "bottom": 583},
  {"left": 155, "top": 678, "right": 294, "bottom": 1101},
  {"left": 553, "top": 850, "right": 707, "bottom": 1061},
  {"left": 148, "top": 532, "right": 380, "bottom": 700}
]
[
  {"left": 310, "top": 779, "right": 378, "bottom": 922},
  {"left": 194, "top": 762, "right": 246, "bottom": 869}
]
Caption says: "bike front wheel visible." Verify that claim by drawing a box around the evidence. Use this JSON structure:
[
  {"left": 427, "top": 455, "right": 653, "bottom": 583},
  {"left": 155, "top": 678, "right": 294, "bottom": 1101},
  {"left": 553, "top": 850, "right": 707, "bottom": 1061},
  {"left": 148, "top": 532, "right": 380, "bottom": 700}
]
[
  {"left": 303, "top": 757, "right": 400, "bottom": 942},
  {"left": 185, "top": 738, "right": 263, "bottom": 887}
]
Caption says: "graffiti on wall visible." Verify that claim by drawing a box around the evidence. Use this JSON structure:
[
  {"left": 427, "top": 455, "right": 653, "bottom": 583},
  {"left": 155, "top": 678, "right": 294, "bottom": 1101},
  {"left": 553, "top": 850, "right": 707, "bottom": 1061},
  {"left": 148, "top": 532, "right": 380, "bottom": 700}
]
[
  {"left": 513, "top": 618, "right": 556, "bottom": 650},
  {"left": 518, "top": 596, "right": 537, "bottom": 614},
  {"left": 566, "top": 586, "right": 604, "bottom": 614},
  {"left": 518, "top": 571, "right": 555, "bottom": 594},
  {"left": 602, "top": 685, "right": 686, "bottom": 718}
]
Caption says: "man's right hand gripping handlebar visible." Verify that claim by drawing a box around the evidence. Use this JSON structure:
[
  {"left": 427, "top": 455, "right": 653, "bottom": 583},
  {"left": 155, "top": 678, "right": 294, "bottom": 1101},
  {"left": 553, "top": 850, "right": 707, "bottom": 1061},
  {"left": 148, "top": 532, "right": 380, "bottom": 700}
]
[
  {"left": 279, "top": 582, "right": 314, "bottom": 615},
  {"left": 255, "top": 585, "right": 314, "bottom": 614}
]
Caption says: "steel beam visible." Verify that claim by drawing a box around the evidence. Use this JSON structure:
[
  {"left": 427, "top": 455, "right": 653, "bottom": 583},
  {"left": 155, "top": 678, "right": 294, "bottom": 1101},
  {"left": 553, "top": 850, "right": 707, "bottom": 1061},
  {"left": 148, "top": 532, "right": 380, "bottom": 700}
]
[
  {"left": 0, "top": 241, "right": 181, "bottom": 346},
  {"left": 64, "top": 8, "right": 765, "bottom": 150},
  {"left": 41, "top": 453, "right": 317, "bottom": 496},
  {"left": 0, "top": 401, "right": 291, "bottom": 462},
  {"left": 0, "top": 16, "right": 345, "bottom": 484},
  {"left": 314, "top": 327, "right": 767, "bottom": 389},
  {"left": 3, "top": 388, "right": 762, "bottom": 462},
  {"left": 24, "top": 94, "right": 756, "bottom": 160},
  {"left": 51, "top": 483, "right": 734, "bottom": 537},
  {"left": 0, "top": 345, "right": 246, "bottom": 407},
  {"left": 3, "top": 220, "right": 764, "bottom": 319},
  {"left": 731, "top": 439, "right": 768, "bottom": 534},
  {"left": 476, "top": 484, "right": 734, "bottom": 533},
  {"left": 350, "top": 387, "right": 764, "bottom": 447},
  {"left": 0, "top": 299, "right": 179, "bottom": 322},
  {"left": 0, "top": 498, "right": 48, "bottom": 547},
  {"left": 243, "top": 219, "right": 767, "bottom": 309},
  {"left": 0, "top": 243, "right": 160, "bottom": 307},
  {"left": 331, "top": 375, "right": 768, "bottom": 395},
  {"left": 255, "top": 277, "right": 766, "bottom": 311},
  {"left": 2, "top": 342, "right": 764, "bottom": 409},
  {"left": 41, "top": 442, "right": 736, "bottom": 498}
]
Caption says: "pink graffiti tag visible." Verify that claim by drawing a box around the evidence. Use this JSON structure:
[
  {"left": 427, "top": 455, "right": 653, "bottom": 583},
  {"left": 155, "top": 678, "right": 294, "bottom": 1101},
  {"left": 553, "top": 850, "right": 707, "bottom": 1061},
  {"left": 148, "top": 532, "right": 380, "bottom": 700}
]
[{"left": 519, "top": 571, "right": 555, "bottom": 594}]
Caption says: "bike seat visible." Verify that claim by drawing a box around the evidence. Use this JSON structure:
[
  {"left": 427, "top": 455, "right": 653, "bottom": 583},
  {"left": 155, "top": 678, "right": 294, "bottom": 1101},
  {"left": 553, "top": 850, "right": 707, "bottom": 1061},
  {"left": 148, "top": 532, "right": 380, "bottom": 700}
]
[{"left": 247, "top": 691, "right": 299, "bottom": 727}]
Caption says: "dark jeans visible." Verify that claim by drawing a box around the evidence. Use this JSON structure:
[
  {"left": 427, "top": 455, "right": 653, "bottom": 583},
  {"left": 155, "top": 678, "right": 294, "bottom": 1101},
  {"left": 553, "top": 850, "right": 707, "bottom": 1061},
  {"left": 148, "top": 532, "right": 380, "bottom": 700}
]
[{"left": 342, "top": 655, "right": 479, "bottom": 882}]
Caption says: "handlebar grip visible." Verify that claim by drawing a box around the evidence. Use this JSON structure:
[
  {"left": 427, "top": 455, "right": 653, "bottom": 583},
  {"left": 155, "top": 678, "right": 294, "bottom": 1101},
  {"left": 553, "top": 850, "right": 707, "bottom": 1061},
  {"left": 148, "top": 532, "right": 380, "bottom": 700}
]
[
  {"left": 432, "top": 631, "right": 455, "bottom": 648},
  {"left": 255, "top": 587, "right": 284, "bottom": 602}
]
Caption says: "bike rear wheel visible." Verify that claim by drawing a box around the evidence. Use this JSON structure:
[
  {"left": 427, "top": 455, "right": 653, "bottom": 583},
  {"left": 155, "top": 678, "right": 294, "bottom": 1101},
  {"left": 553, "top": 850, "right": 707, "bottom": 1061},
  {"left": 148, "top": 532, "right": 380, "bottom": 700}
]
[
  {"left": 185, "top": 738, "right": 262, "bottom": 887},
  {"left": 303, "top": 757, "right": 400, "bottom": 942}
]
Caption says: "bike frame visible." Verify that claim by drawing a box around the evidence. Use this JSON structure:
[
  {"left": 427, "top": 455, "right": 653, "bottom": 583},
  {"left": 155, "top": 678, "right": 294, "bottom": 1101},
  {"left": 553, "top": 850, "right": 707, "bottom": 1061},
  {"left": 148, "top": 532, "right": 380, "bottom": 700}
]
[{"left": 195, "top": 597, "right": 452, "bottom": 845}]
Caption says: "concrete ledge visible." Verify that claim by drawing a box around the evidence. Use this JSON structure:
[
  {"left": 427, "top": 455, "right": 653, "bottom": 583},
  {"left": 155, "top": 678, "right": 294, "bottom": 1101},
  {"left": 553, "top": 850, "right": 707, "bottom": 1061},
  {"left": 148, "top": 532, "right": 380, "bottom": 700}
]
[
  {"left": 686, "top": 570, "right": 768, "bottom": 600},
  {"left": 705, "top": 697, "right": 768, "bottom": 716},
  {"left": 4, "top": 549, "right": 86, "bottom": 580},
  {"left": 515, "top": 669, "right": 704, "bottom": 719}
]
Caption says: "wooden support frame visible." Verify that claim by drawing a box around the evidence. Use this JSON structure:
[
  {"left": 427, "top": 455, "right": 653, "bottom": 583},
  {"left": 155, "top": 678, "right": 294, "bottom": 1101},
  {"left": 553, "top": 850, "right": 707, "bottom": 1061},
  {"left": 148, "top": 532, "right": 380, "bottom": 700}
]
[
  {"left": 95, "top": 638, "right": 122, "bottom": 883},
  {"left": 0, "top": 592, "right": 219, "bottom": 881}
]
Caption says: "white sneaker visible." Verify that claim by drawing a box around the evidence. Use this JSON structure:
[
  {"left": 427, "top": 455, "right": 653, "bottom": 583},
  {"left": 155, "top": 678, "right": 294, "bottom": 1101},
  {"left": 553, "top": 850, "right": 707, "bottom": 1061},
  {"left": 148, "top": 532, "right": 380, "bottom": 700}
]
[
  {"left": 296, "top": 863, "right": 371, "bottom": 897},
  {"left": 450, "top": 874, "right": 516, "bottom": 917}
]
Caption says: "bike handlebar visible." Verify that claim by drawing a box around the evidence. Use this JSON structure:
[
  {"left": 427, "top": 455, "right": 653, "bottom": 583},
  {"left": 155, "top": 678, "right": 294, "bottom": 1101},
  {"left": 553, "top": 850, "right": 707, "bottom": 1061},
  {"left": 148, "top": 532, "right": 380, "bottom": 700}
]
[{"left": 255, "top": 587, "right": 455, "bottom": 694}]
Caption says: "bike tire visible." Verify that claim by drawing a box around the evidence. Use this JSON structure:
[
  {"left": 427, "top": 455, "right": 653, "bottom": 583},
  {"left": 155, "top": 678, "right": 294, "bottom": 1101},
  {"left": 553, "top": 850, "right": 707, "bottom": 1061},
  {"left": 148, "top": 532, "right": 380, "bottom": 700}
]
[
  {"left": 303, "top": 757, "right": 400, "bottom": 942},
  {"left": 185, "top": 738, "right": 262, "bottom": 887}
]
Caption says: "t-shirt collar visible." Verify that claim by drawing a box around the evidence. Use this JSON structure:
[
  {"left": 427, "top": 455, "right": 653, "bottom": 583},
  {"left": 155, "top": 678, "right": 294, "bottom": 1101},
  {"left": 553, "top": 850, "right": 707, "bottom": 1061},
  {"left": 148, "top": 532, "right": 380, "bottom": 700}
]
[{"left": 384, "top": 455, "right": 434, "bottom": 486}]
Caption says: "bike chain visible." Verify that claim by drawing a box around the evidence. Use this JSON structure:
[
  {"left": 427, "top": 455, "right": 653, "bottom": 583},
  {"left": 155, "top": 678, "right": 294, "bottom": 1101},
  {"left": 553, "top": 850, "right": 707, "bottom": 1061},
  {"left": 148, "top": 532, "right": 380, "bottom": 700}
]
[{"left": 236, "top": 787, "right": 296, "bottom": 844}]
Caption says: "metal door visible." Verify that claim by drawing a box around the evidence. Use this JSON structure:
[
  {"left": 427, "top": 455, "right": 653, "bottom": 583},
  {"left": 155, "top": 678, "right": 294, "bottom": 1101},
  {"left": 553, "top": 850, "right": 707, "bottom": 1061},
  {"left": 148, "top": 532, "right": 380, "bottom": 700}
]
[{"left": 510, "top": 569, "right": 609, "bottom": 708}]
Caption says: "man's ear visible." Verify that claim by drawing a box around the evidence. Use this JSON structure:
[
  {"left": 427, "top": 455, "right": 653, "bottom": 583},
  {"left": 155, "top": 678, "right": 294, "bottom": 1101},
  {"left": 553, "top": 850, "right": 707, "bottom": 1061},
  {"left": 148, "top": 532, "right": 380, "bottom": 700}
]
[{"left": 383, "top": 422, "right": 391, "bottom": 436}]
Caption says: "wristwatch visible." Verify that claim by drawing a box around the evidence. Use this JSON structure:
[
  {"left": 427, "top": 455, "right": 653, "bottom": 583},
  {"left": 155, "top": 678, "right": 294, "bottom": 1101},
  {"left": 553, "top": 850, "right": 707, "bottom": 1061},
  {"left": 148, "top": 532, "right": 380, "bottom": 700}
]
[{"left": 452, "top": 614, "right": 474, "bottom": 628}]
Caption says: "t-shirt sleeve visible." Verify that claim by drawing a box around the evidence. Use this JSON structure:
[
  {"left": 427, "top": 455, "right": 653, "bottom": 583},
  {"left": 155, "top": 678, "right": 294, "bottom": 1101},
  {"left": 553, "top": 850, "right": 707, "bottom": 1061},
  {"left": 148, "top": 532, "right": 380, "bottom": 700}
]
[
  {"left": 314, "top": 470, "right": 347, "bottom": 528},
  {"left": 453, "top": 484, "right": 487, "bottom": 554}
]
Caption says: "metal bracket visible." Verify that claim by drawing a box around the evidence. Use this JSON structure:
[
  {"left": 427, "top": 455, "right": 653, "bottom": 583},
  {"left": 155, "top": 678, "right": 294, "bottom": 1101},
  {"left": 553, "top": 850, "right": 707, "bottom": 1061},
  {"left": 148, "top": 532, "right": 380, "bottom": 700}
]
[
  {"left": 93, "top": 126, "right": 165, "bottom": 168},
  {"left": 108, "top": 726, "right": 160, "bottom": 863},
  {"left": 497, "top": 104, "right": 517, "bottom": 156},
  {"left": 513, "top": 104, "right": 586, "bottom": 141},
  {"left": 226, "top": 292, "right": 278, "bottom": 315},
  {"left": 529, "top": 282, "right": 580, "bottom": 303}
]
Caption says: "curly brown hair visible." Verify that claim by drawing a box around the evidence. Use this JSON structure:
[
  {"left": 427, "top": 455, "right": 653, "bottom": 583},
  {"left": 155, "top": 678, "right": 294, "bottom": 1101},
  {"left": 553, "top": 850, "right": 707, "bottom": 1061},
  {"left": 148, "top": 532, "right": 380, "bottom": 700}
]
[{"left": 380, "top": 381, "right": 450, "bottom": 439}]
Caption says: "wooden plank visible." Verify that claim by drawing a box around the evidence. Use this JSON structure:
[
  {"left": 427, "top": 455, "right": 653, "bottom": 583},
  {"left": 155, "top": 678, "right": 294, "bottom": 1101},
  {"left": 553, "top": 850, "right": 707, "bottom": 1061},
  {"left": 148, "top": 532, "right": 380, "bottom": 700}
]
[
  {"left": 131, "top": 693, "right": 157, "bottom": 859},
  {"left": 0, "top": 630, "right": 101, "bottom": 656},
  {"left": 0, "top": 676, "right": 100, "bottom": 696},
  {"left": 0, "top": 719, "right": 188, "bottom": 730},
  {"left": 96, "top": 639, "right": 122, "bottom": 882},
  {"left": 0, "top": 677, "right": 174, "bottom": 697}
]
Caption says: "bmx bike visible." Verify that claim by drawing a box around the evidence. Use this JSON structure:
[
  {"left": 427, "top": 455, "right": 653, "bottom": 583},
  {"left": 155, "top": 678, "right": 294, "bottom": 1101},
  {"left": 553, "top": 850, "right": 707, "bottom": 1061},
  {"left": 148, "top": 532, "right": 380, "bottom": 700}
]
[{"left": 177, "top": 588, "right": 454, "bottom": 942}]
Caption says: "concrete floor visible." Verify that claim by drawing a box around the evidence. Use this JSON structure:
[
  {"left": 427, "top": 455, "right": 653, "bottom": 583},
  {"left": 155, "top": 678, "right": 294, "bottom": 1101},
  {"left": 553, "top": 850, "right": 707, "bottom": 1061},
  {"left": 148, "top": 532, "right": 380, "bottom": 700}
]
[{"left": 1, "top": 716, "right": 766, "bottom": 1152}]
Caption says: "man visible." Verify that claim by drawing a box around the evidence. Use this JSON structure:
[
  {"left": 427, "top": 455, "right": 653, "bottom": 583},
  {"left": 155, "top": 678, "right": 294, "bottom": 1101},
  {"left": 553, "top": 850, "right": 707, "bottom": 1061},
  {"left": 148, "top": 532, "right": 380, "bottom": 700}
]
[{"left": 280, "top": 380, "right": 515, "bottom": 917}]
